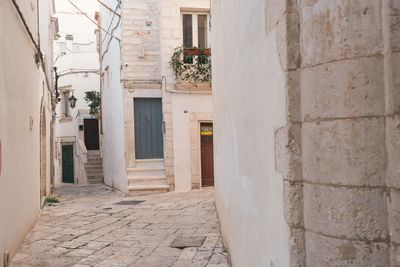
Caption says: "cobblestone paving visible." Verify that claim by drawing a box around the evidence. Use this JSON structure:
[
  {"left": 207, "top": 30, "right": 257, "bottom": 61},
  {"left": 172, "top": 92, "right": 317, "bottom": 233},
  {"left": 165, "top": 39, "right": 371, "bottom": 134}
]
[{"left": 10, "top": 185, "right": 229, "bottom": 267}]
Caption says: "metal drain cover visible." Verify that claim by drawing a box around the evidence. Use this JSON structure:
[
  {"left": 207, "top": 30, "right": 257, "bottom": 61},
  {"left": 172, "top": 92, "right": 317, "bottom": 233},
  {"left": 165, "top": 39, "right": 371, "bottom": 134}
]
[
  {"left": 114, "top": 200, "right": 144, "bottom": 205},
  {"left": 170, "top": 236, "right": 206, "bottom": 249}
]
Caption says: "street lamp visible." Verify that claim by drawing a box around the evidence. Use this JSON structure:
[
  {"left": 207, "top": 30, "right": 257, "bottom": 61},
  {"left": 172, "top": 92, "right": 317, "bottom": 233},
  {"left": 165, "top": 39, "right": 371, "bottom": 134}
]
[{"left": 69, "top": 94, "right": 77, "bottom": 109}]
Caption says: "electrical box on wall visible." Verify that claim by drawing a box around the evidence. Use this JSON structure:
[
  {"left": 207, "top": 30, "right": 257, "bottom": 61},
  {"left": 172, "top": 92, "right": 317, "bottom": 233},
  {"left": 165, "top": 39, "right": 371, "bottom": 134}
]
[{"left": 79, "top": 125, "right": 84, "bottom": 131}]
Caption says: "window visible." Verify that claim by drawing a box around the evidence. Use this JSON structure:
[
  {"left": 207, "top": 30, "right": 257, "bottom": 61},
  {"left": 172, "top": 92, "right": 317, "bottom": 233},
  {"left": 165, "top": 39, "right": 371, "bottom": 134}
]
[
  {"left": 65, "top": 34, "right": 74, "bottom": 41},
  {"left": 182, "top": 12, "right": 211, "bottom": 49},
  {"left": 183, "top": 14, "right": 193, "bottom": 48}
]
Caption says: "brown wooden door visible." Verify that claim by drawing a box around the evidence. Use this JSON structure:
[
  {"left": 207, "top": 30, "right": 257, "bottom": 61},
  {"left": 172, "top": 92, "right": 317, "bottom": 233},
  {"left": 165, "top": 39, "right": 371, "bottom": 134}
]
[
  {"left": 84, "top": 119, "right": 100, "bottom": 150},
  {"left": 201, "top": 123, "right": 214, "bottom": 187}
]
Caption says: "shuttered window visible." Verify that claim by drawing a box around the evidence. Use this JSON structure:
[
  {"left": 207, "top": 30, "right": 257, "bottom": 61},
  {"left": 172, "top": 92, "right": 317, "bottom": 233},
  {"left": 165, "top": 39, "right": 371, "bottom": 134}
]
[
  {"left": 198, "top": 15, "right": 207, "bottom": 49},
  {"left": 182, "top": 12, "right": 210, "bottom": 49},
  {"left": 183, "top": 14, "right": 193, "bottom": 48}
]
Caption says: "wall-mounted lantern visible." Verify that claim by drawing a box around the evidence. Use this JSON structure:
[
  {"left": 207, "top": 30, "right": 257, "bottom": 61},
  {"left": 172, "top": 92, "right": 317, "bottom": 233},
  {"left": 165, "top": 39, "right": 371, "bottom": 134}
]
[{"left": 68, "top": 94, "right": 77, "bottom": 109}]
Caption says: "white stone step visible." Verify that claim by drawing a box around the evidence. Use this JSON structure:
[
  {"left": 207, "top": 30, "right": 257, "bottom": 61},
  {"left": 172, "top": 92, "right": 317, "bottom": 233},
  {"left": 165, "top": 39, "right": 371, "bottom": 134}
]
[
  {"left": 86, "top": 158, "right": 102, "bottom": 162},
  {"left": 87, "top": 150, "right": 101, "bottom": 154},
  {"left": 128, "top": 184, "right": 169, "bottom": 192},
  {"left": 85, "top": 151, "right": 103, "bottom": 185},
  {"left": 88, "top": 178, "right": 103, "bottom": 184},
  {"left": 87, "top": 157, "right": 102, "bottom": 161},
  {"left": 127, "top": 167, "right": 165, "bottom": 177},
  {"left": 85, "top": 165, "right": 103, "bottom": 170},
  {"left": 128, "top": 175, "right": 167, "bottom": 186},
  {"left": 87, "top": 171, "right": 104, "bottom": 177},
  {"left": 86, "top": 169, "right": 103, "bottom": 173},
  {"left": 85, "top": 165, "right": 103, "bottom": 169},
  {"left": 135, "top": 159, "right": 164, "bottom": 169},
  {"left": 87, "top": 174, "right": 103, "bottom": 178},
  {"left": 127, "top": 160, "right": 167, "bottom": 195},
  {"left": 86, "top": 163, "right": 102, "bottom": 167}
]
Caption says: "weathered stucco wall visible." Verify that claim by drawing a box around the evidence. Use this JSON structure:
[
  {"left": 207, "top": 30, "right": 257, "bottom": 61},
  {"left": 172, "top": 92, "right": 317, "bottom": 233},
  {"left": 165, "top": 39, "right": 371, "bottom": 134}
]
[
  {"left": 0, "top": 0, "right": 54, "bottom": 264},
  {"left": 214, "top": 0, "right": 400, "bottom": 266},
  {"left": 100, "top": 0, "right": 127, "bottom": 193},
  {"left": 212, "top": 0, "right": 291, "bottom": 266}
]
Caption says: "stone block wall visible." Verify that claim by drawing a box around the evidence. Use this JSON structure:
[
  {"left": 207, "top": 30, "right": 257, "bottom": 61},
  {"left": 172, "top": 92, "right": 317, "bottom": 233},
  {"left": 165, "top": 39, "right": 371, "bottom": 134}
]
[
  {"left": 122, "top": 0, "right": 161, "bottom": 80},
  {"left": 275, "top": 0, "right": 400, "bottom": 265}
]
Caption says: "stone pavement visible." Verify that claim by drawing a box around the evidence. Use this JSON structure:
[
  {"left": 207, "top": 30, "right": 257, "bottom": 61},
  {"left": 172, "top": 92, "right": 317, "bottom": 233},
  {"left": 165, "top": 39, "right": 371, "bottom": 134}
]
[{"left": 10, "top": 185, "right": 229, "bottom": 267}]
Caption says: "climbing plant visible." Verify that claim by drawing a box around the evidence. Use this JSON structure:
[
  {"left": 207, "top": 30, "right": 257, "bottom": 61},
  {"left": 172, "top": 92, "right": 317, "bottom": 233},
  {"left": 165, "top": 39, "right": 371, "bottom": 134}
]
[
  {"left": 169, "top": 46, "right": 211, "bottom": 85},
  {"left": 84, "top": 91, "right": 101, "bottom": 116}
]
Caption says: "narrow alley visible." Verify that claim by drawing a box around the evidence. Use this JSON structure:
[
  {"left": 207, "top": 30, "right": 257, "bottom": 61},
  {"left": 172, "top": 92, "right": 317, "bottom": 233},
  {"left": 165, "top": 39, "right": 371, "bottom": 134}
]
[
  {"left": 3, "top": 0, "right": 400, "bottom": 266},
  {"left": 10, "top": 186, "right": 228, "bottom": 267}
]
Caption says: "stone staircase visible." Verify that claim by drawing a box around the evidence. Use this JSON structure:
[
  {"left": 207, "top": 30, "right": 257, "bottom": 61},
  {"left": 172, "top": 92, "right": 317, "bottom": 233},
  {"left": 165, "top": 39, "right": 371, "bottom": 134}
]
[
  {"left": 85, "top": 151, "right": 104, "bottom": 184},
  {"left": 127, "top": 159, "right": 169, "bottom": 196}
]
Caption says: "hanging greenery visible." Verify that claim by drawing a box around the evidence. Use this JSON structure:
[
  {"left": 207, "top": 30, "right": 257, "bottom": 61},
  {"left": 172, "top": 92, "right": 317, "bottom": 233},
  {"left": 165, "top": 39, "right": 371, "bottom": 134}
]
[
  {"left": 169, "top": 46, "right": 211, "bottom": 85},
  {"left": 84, "top": 91, "right": 101, "bottom": 116}
]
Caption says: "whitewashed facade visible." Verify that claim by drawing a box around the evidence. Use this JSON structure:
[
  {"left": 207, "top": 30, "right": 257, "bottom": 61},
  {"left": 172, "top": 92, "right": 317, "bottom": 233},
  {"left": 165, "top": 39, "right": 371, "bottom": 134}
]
[
  {"left": 100, "top": 0, "right": 213, "bottom": 195},
  {"left": 0, "top": 0, "right": 57, "bottom": 264},
  {"left": 53, "top": 0, "right": 101, "bottom": 186}
]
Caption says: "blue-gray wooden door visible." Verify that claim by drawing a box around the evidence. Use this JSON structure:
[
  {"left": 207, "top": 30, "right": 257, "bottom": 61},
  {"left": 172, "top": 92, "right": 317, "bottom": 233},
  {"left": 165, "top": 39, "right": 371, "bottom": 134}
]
[{"left": 134, "top": 98, "right": 164, "bottom": 159}]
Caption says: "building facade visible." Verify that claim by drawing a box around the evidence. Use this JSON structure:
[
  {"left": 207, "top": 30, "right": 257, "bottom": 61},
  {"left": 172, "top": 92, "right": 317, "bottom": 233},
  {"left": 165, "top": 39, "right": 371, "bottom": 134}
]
[
  {"left": 53, "top": 0, "right": 102, "bottom": 187},
  {"left": 100, "top": 0, "right": 213, "bottom": 195},
  {"left": 0, "top": 0, "right": 57, "bottom": 264},
  {"left": 213, "top": 0, "right": 400, "bottom": 266}
]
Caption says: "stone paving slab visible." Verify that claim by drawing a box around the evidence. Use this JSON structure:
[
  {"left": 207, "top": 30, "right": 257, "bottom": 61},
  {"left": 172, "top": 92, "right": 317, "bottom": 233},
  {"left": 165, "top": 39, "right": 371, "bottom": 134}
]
[{"left": 10, "top": 185, "right": 229, "bottom": 267}]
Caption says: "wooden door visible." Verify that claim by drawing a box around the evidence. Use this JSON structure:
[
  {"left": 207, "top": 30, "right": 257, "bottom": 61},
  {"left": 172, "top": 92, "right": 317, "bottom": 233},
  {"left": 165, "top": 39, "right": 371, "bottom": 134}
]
[
  {"left": 62, "top": 145, "right": 74, "bottom": 183},
  {"left": 84, "top": 119, "right": 100, "bottom": 150},
  {"left": 201, "top": 123, "right": 214, "bottom": 187},
  {"left": 134, "top": 98, "right": 164, "bottom": 159}
]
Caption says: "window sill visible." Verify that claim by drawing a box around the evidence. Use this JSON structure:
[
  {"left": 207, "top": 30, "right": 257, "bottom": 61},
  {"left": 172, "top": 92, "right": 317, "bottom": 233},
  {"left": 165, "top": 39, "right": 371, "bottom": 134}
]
[{"left": 184, "top": 48, "right": 211, "bottom": 56}]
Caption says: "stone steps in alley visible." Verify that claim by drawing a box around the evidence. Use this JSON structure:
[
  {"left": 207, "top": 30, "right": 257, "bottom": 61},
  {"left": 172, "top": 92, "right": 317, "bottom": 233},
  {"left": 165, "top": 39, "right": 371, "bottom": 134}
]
[
  {"left": 127, "top": 159, "right": 169, "bottom": 196},
  {"left": 85, "top": 151, "right": 104, "bottom": 184}
]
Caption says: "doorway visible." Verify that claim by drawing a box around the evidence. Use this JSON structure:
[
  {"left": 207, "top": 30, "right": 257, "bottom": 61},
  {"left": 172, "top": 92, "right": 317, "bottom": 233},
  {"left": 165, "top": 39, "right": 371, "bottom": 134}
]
[
  {"left": 134, "top": 98, "right": 164, "bottom": 159},
  {"left": 84, "top": 119, "right": 100, "bottom": 150},
  {"left": 200, "top": 123, "right": 214, "bottom": 187},
  {"left": 62, "top": 144, "right": 74, "bottom": 183}
]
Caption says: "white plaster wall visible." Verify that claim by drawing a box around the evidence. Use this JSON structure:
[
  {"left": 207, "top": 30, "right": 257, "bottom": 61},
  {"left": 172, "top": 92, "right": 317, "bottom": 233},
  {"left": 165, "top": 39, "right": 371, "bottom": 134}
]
[
  {"left": 53, "top": 0, "right": 100, "bottom": 186},
  {"left": 212, "top": 0, "right": 291, "bottom": 266},
  {"left": 172, "top": 94, "right": 212, "bottom": 192},
  {"left": 0, "top": 0, "right": 54, "bottom": 264},
  {"left": 100, "top": 0, "right": 127, "bottom": 193},
  {"left": 39, "top": 0, "right": 56, "bottom": 196}
]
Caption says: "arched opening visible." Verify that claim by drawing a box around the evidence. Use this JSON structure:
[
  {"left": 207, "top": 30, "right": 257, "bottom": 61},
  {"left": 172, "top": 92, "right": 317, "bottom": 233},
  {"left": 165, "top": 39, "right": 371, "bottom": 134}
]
[{"left": 40, "top": 108, "right": 47, "bottom": 198}]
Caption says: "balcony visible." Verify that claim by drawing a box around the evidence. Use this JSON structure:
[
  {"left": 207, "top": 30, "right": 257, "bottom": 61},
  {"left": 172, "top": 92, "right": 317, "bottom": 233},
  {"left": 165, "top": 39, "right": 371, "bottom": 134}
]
[{"left": 170, "top": 46, "right": 211, "bottom": 91}]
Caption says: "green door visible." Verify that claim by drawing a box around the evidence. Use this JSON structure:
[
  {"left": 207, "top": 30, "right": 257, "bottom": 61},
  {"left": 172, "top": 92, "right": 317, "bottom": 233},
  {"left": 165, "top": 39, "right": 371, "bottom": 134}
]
[
  {"left": 134, "top": 98, "right": 164, "bottom": 159},
  {"left": 62, "top": 145, "right": 74, "bottom": 183}
]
